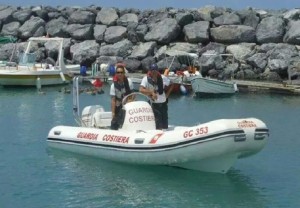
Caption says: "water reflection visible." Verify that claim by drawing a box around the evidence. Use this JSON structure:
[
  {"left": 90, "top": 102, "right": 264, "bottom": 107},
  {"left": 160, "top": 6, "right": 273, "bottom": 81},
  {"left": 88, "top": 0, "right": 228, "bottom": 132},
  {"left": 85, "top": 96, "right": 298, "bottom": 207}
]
[
  {"left": 52, "top": 93, "right": 67, "bottom": 124},
  {"left": 47, "top": 149, "right": 268, "bottom": 207}
]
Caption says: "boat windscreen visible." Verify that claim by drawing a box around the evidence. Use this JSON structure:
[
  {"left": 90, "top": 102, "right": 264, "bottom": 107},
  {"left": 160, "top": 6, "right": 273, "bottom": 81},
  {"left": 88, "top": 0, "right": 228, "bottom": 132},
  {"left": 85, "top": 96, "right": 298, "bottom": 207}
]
[{"left": 18, "top": 53, "right": 36, "bottom": 66}]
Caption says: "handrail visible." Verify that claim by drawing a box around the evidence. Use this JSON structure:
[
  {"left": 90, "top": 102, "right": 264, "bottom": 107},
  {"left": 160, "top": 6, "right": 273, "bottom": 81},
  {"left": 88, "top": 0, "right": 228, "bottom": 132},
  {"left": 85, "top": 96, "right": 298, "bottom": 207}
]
[{"left": 72, "top": 76, "right": 84, "bottom": 126}]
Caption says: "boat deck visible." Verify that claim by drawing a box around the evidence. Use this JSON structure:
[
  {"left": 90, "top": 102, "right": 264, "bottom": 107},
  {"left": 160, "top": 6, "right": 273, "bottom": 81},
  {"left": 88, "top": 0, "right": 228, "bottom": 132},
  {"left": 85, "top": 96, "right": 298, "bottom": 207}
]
[
  {"left": 233, "top": 80, "right": 300, "bottom": 95},
  {"left": 126, "top": 73, "right": 300, "bottom": 95}
]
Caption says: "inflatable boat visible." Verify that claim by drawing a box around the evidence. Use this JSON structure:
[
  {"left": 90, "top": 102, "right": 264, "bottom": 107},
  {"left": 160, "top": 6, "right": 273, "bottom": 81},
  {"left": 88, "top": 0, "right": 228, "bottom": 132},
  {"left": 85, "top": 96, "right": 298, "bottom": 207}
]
[{"left": 47, "top": 77, "right": 269, "bottom": 173}]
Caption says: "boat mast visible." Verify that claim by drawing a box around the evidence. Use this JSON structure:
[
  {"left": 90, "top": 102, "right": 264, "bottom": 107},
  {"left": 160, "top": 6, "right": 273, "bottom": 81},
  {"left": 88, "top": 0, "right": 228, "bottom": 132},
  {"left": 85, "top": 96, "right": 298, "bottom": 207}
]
[{"left": 57, "top": 38, "right": 66, "bottom": 72}]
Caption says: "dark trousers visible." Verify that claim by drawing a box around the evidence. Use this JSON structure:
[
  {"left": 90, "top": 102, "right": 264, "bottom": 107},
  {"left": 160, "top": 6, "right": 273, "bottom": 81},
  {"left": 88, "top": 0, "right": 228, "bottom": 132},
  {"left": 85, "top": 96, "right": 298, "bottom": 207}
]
[
  {"left": 111, "top": 105, "right": 123, "bottom": 130},
  {"left": 152, "top": 101, "right": 168, "bottom": 129}
]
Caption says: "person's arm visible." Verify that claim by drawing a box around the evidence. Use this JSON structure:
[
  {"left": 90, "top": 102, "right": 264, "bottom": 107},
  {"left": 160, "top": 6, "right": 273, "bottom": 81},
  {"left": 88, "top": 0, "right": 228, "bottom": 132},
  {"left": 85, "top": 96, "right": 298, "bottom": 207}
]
[
  {"left": 165, "top": 83, "right": 174, "bottom": 99},
  {"left": 110, "top": 84, "right": 116, "bottom": 117},
  {"left": 162, "top": 76, "right": 173, "bottom": 99},
  {"left": 111, "top": 96, "right": 116, "bottom": 118},
  {"left": 139, "top": 77, "right": 157, "bottom": 99},
  {"left": 139, "top": 85, "right": 157, "bottom": 100},
  {"left": 139, "top": 85, "right": 155, "bottom": 96}
]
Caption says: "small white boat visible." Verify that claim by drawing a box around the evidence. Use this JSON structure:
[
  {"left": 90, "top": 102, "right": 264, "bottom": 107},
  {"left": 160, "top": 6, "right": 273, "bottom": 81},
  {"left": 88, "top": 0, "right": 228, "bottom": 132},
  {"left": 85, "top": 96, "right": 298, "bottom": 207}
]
[
  {"left": 47, "top": 76, "right": 269, "bottom": 173},
  {"left": 190, "top": 75, "right": 238, "bottom": 97},
  {"left": 0, "top": 37, "right": 80, "bottom": 87}
]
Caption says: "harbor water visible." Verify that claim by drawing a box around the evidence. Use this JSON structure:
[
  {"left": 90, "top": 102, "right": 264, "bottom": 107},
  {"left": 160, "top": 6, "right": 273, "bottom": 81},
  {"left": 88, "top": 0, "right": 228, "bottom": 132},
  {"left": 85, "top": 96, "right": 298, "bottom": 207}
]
[{"left": 0, "top": 85, "right": 300, "bottom": 208}]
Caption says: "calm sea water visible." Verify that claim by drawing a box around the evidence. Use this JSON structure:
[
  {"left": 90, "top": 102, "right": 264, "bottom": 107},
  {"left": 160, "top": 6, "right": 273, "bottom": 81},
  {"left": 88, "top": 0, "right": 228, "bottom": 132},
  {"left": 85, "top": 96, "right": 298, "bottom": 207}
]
[{"left": 1, "top": 85, "right": 300, "bottom": 208}]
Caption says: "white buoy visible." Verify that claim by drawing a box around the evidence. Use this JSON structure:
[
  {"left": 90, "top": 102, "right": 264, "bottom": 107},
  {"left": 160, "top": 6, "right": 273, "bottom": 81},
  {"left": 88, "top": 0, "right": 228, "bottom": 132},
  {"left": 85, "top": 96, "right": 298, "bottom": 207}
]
[
  {"left": 234, "top": 83, "right": 238, "bottom": 92},
  {"left": 180, "top": 84, "right": 188, "bottom": 95}
]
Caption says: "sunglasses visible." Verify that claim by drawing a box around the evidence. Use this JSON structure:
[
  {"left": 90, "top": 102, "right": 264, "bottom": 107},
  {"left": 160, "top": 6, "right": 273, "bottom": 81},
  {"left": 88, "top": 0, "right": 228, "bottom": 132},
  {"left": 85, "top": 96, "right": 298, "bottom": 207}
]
[{"left": 116, "top": 71, "right": 124, "bottom": 74}]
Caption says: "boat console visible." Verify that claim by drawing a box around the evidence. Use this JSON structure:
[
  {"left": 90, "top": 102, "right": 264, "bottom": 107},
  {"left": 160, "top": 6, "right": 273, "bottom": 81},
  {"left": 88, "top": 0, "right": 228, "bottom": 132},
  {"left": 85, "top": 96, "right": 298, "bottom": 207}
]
[{"left": 73, "top": 76, "right": 156, "bottom": 131}]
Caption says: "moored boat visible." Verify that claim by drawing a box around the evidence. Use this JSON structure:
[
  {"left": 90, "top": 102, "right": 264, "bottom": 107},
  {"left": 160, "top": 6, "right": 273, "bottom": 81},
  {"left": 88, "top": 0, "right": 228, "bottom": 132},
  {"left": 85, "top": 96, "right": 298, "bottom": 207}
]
[
  {"left": 47, "top": 76, "right": 269, "bottom": 173},
  {"left": 190, "top": 75, "right": 238, "bottom": 97},
  {"left": 0, "top": 37, "right": 79, "bottom": 87}
]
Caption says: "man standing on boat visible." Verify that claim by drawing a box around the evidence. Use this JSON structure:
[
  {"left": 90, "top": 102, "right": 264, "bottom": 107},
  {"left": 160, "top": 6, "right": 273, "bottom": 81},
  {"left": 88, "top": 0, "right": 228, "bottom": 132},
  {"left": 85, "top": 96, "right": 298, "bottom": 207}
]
[
  {"left": 110, "top": 64, "right": 133, "bottom": 130},
  {"left": 139, "top": 63, "right": 173, "bottom": 130}
]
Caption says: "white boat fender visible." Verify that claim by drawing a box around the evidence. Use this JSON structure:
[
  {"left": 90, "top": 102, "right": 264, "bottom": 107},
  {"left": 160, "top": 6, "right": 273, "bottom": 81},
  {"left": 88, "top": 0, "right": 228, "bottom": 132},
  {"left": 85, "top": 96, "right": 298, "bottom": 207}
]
[
  {"left": 59, "top": 72, "right": 66, "bottom": 82},
  {"left": 234, "top": 83, "right": 238, "bottom": 92},
  {"left": 36, "top": 77, "right": 41, "bottom": 90},
  {"left": 180, "top": 84, "right": 188, "bottom": 95}
]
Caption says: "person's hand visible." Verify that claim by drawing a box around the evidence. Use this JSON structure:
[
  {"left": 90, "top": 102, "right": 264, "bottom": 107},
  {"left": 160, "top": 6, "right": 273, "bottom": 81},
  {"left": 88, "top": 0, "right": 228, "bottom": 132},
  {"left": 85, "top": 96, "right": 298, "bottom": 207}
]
[
  {"left": 126, "top": 95, "right": 135, "bottom": 103},
  {"left": 151, "top": 92, "right": 157, "bottom": 101}
]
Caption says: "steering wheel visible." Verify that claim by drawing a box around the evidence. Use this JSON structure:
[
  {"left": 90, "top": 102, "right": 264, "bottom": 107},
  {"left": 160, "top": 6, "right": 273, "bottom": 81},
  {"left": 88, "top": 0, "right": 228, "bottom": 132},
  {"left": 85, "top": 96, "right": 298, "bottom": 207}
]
[{"left": 122, "top": 92, "right": 152, "bottom": 106}]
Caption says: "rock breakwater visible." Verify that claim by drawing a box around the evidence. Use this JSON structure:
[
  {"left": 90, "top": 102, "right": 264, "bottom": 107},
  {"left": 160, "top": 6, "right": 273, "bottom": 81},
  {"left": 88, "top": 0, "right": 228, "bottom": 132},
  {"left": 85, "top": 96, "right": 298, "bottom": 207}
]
[{"left": 1, "top": 5, "right": 300, "bottom": 81}]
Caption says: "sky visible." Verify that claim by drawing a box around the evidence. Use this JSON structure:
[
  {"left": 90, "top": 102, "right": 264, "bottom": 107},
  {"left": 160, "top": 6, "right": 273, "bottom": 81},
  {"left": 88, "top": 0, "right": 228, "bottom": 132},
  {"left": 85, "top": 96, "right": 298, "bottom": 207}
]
[{"left": 1, "top": 0, "right": 299, "bottom": 10}]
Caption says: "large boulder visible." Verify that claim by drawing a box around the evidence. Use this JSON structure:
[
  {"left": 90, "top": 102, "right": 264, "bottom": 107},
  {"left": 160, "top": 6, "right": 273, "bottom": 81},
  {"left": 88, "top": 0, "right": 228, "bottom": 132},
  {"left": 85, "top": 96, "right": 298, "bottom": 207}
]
[
  {"left": 183, "top": 21, "right": 210, "bottom": 43},
  {"left": 199, "top": 53, "right": 225, "bottom": 75},
  {"left": 99, "top": 39, "right": 133, "bottom": 57},
  {"left": 68, "top": 10, "right": 95, "bottom": 24},
  {"left": 261, "top": 70, "right": 282, "bottom": 82},
  {"left": 168, "top": 42, "right": 199, "bottom": 53},
  {"left": 44, "top": 38, "right": 72, "bottom": 58},
  {"left": 199, "top": 42, "right": 226, "bottom": 55},
  {"left": 210, "top": 25, "right": 256, "bottom": 44},
  {"left": 70, "top": 40, "right": 100, "bottom": 64},
  {"left": 246, "top": 53, "right": 268, "bottom": 69},
  {"left": 104, "top": 26, "right": 127, "bottom": 44},
  {"left": 0, "top": 42, "right": 17, "bottom": 61},
  {"left": 117, "top": 13, "right": 138, "bottom": 27},
  {"left": 268, "top": 59, "right": 289, "bottom": 72},
  {"left": 226, "top": 43, "right": 256, "bottom": 61},
  {"left": 1, "top": 21, "right": 20, "bottom": 36},
  {"left": 46, "top": 17, "right": 68, "bottom": 37},
  {"left": 175, "top": 12, "right": 194, "bottom": 26},
  {"left": 31, "top": 6, "right": 48, "bottom": 21},
  {"left": 96, "top": 56, "right": 124, "bottom": 65},
  {"left": 213, "top": 12, "right": 241, "bottom": 26},
  {"left": 283, "top": 20, "right": 300, "bottom": 44},
  {"left": 96, "top": 8, "right": 118, "bottom": 26},
  {"left": 18, "top": 16, "right": 46, "bottom": 39},
  {"left": 12, "top": 9, "right": 32, "bottom": 24},
  {"left": 64, "top": 24, "right": 93, "bottom": 40},
  {"left": 157, "top": 56, "right": 181, "bottom": 71},
  {"left": 122, "top": 59, "right": 141, "bottom": 72},
  {"left": 283, "top": 9, "right": 300, "bottom": 20},
  {"left": 140, "top": 56, "right": 156, "bottom": 71},
  {"left": 256, "top": 16, "right": 285, "bottom": 43},
  {"left": 129, "top": 41, "right": 157, "bottom": 60},
  {"left": 136, "top": 24, "right": 148, "bottom": 42},
  {"left": 143, "top": 9, "right": 170, "bottom": 29},
  {"left": 266, "top": 43, "right": 298, "bottom": 60},
  {"left": 237, "top": 9, "right": 260, "bottom": 29},
  {"left": 0, "top": 6, "right": 16, "bottom": 24},
  {"left": 144, "top": 18, "right": 180, "bottom": 44},
  {"left": 93, "top": 25, "right": 107, "bottom": 43}
]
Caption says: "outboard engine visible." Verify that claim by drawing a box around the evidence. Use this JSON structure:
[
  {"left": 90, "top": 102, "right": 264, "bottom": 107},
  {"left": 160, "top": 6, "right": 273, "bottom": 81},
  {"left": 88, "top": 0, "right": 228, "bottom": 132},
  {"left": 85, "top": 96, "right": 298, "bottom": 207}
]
[
  {"left": 81, "top": 105, "right": 105, "bottom": 127},
  {"left": 120, "top": 101, "right": 156, "bottom": 131}
]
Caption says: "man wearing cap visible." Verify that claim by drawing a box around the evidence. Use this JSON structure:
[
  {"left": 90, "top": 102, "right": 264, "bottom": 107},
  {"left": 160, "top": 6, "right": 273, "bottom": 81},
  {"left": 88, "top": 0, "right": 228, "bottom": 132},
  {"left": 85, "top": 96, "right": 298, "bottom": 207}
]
[{"left": 139, "top": 63, "right": 172, "bottom": 130}]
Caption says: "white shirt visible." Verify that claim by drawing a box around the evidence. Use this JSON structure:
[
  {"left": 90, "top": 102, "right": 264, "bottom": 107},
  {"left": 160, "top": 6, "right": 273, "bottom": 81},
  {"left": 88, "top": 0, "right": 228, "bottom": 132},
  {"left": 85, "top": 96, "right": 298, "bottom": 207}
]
[
  {"left": 183, "top": 70, "right": 190, "bottom": 77},
  {"left": 183, "top": 70, "right": 201, "bottom": 77},
  {"left": 140, "top": 75, "right": 171, "bottom": 103},
  {"left": 110, "top": 78, "right": 133, "bottom": 96}
]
